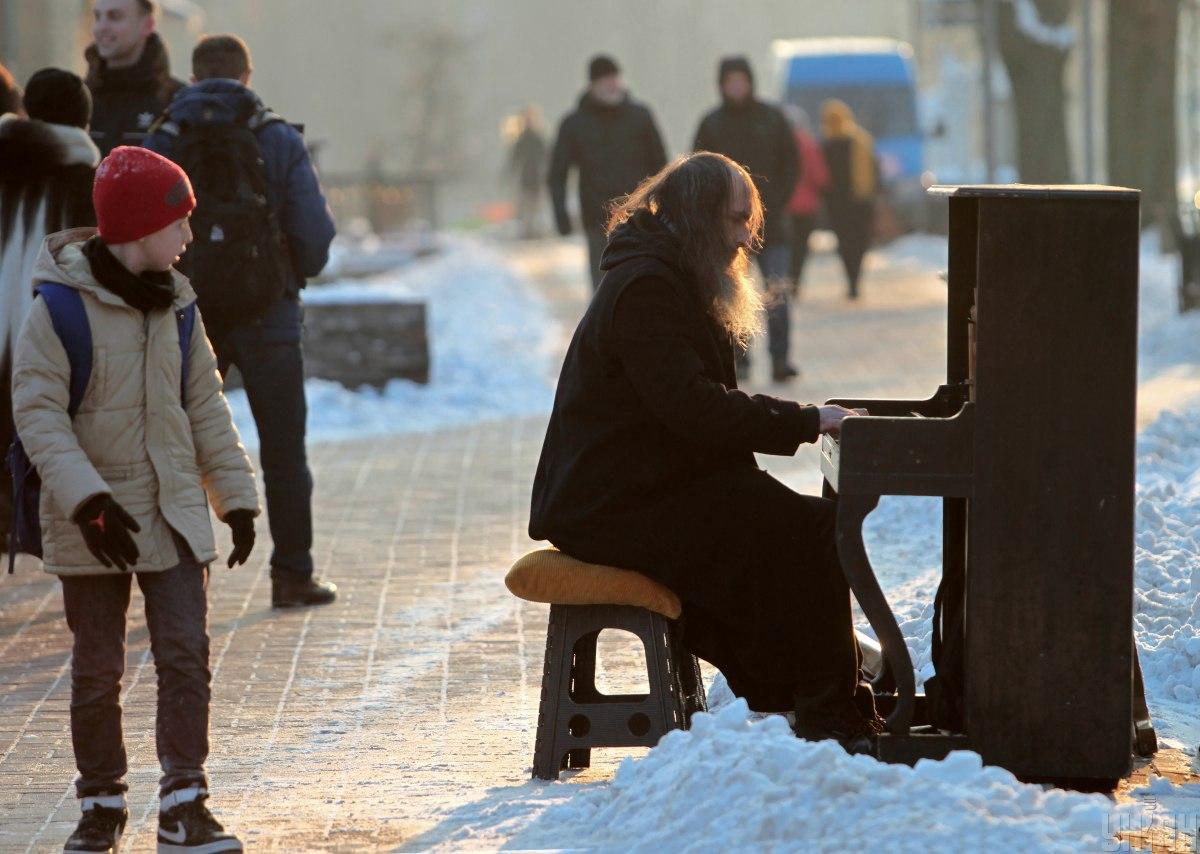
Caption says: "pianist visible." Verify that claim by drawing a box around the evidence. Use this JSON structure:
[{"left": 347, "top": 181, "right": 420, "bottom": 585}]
[{"left": 529, "top": 152, "right": 881, "bottom": 749}]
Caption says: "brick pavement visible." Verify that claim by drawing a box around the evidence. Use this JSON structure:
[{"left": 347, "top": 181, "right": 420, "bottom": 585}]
[{"left": 1, "top": 237, "right": 1189, "bottom": 852}]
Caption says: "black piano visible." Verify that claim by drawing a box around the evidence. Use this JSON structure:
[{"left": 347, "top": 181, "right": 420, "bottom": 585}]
[{"left": 821, "top": 185, "right": 1156, "bottom": 785}]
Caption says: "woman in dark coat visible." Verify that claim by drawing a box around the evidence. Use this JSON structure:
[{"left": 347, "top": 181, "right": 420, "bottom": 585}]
[
  {"left": 529, "top": 151, "right": 881, "bottom": 746},
  {"left": 820, "top": 100, "right": 877, "bottom": 301}
]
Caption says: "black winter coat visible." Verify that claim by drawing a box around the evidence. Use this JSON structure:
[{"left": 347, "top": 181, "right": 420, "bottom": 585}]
[
  {"left": 529, "top": 211, "right": 859, "bottom": 712},
  {"left": 693, "top": 98, "right": 799, "bottom": 241},
  {"left": 547, "top": 92, "right": 667, "bottom": 232},
  {"left": 84, "top": 34, "right": 184, "bottom": 157}
]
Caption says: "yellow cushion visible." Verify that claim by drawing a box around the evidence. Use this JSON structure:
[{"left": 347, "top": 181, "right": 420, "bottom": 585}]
[{"left": 505, "top": 549, "right": 682, "bottom": 619}]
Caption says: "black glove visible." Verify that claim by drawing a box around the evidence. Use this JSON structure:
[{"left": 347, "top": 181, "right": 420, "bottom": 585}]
[
  {"left": 73, "top": 495, "right": 141, "bottom": 571},
  {"left": 224, "top": 509, "right": 256, "bottom": 568}
]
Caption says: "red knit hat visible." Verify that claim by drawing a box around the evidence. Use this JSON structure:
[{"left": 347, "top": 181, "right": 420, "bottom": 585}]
[{"left": 93, "top": 146, "right": 196, "bottom": 244}]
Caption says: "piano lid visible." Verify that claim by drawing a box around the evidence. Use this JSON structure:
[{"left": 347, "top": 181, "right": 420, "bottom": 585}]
[{"left": 928, "top": 184, "right": 1139, "bottom": 200}]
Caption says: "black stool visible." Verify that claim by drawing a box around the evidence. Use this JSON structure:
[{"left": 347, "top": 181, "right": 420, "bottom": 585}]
[{"left": 532, "top": 603, "right": 707, "bottom": 781}]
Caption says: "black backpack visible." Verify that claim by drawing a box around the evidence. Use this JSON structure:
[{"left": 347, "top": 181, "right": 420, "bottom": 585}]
[{"left": 164, "top": 107, "right": 292, "bottom": 329}]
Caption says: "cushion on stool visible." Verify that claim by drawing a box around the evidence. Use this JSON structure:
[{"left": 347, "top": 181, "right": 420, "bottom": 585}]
[{"left": 505, "top": 549, "right": 682, "bottom": 619}]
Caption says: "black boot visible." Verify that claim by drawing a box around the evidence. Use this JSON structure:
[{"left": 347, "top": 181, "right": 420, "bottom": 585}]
[
  {"left": 793, "top": 680, "right": 882, "bottom": 755},
  {"left": 157, "top": 787, "right": 242, "bottom": 853},
  {"left": 64, "top": 795, "right": 128, "bottom": 854},
  {"left": 271, "top": 575, "right": 337, "bottom": 608}
]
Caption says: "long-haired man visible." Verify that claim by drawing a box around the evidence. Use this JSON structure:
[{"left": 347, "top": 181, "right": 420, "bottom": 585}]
[{"left": 529, "top": 152, "right": 882, "bottom": 750}]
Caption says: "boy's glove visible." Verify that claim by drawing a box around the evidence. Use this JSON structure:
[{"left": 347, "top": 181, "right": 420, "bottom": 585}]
[
  {"left": 73, "top": 495, "right": 141, "bottom": 571},
  {"left": 224, "top": 509, "right": 256, "bottom": 568}
]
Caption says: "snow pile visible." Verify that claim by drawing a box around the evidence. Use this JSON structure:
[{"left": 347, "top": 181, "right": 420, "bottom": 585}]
[
  {"left": 226, "top": 235, "right": 558, "bottom": 444},
  {"left": 505, "top": 700, "right": 1137, "bottom": 853}
]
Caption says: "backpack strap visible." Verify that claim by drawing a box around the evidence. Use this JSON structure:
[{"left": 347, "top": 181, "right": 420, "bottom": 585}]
[
  {"left": 35, "top": 283, "right": 92, "bottom": 418},
  {"left": 176, "top": 302, "right": 197, "bottom": 407}
]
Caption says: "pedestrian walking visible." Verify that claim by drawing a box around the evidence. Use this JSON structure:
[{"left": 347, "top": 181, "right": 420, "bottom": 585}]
[
  {"left": 782, "top": 104, "right": 829, "bottom": 297},
  {"left": 694, "top": 56, "right": 800, "bottom": 382},
  {"left": 820, "top": 100, "right": 877, "bottom": 301},
  {"left": 0, "top": 69, "right": 100, "bottom": 544},
  {"left": 507, "top": 106, "right": 548, "bottom": 239},
  {"left": 144, "top": 34, "right": 338, "bottom": 608},
  {"left": 548, "top": 54, "right": 668, "bottom": 291},
  {"left": 85, "top": 0, "right": 184, "bottom": 156},
  {"left": 12, "top": 146, "right": 258, "bottom": 854},
  {"left": 530, "top": 152, "right": 882, "bottom": 753}
]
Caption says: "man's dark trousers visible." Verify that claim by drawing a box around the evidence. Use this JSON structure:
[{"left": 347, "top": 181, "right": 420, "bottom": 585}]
[
  {"left": 62, "top": 554, "right": 211, "bottom": 797},
  {"left": 212, "top": 297, "right": 314, "bottom": 581},
  {"left": 585, "top": 226, "right": 608, "bottom": 291}
]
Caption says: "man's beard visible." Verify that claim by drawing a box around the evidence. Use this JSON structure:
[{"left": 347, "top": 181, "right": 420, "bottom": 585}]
[{"left": 711, "top": 247, "right": 764, "bottom": 347}]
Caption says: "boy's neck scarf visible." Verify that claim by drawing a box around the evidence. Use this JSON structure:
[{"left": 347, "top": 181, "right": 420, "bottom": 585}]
[{"left": 82, "top": 236, "right": 175, "bottom": 313}]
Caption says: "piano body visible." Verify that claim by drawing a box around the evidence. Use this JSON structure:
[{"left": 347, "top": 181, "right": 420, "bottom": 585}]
[{"left": 821, "top": 185, "right": 1154, "bottom": 783}]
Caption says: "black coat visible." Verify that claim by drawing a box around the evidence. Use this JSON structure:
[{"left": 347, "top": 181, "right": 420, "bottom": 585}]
[
  {"left": 693, "top": 98, "right": 799, "bottom": 241},
  {"left": 84, "top": 34, "right": 184, "bottom": 157},
  {"left": 529, "top": 213, "right": 859, "bottom": 711},
  {"left": 547, "top": 91, "right": 667, "bottom": 232}
]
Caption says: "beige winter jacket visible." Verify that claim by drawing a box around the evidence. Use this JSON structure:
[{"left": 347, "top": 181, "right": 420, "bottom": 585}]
[{"left": 11, "top": 228, "right": 260, "bottom": 575}]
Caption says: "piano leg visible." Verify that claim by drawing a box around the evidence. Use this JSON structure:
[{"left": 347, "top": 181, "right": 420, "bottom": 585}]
[
  {"left": 1133, "top": 643, "right": 1158, "bottom": 757},
  {"left": 832, "top": 492, "right": 918, "bottom": 736}
]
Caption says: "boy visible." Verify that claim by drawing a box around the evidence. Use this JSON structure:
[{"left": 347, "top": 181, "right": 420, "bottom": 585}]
[{"left": 12, "top": 145, "right": 259, "bottom": 853}]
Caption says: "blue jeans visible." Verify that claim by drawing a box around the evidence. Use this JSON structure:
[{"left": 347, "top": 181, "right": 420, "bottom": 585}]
[
  {"left": 738, "top": 242, "right": 792, "bottom": 368},
  {"left": 211, "top": 297, "right": 314, "bottom": 580},
  {"left": 62, "top": 553, "right": 211, "bottom": 798}
]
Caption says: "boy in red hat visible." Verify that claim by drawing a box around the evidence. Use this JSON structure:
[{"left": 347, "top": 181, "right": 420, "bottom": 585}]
[{"left": 11, "top": 145, "right": 258, "bottom": 854}]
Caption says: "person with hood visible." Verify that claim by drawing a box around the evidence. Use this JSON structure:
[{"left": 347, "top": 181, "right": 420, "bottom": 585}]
[
  {"left": 693, "top": 56, "right": 800, "bottom": 383},
  {"left": 547, "top": 54, "right": 668, "bottom": 291},
  {"left": 85, "top": 0, "right": 184, "bottom": 157},
  {"left": 530, "top": 152, "right": 883, "bottom": 753},
  {"left": 820, "top": 99, "right": 878, "bottom": 301},
  {"left": 0, "top": 68, "right": 100, "bottom": 543},
  {"left": 144, "top": 33, "right": 339, "bottom": 609},
  {"left": 782, "top": 104, "right": 829, "bottom": 297},
  {"left": 12, "top": 146, "right": 257, "bottom": 854}
]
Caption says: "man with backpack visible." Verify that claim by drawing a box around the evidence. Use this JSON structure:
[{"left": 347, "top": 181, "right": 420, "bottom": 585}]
[
  {"left": 144, "top": 34, "right": 338, "bottom": 608},
  {"left": 11, "top": 145, "right": 258, "bottom": 853}
]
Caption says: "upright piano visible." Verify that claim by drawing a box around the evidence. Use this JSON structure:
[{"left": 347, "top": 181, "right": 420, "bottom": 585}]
[{"left": 820, "top": 185, "right": 1155, "bottom": 784}]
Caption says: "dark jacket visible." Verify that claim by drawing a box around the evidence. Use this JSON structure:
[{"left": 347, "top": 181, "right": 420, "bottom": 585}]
[
  {"left": 693, "top": 97, "right": 799, "bottom": 239},
  {"left": 84, "top": 33, "right": 184, "bottom": 157},
  {"left": 509, "top": 127, "right": 548, "bottom": 191},
  {"left": 529, "top": 210, "right": 819, "bottom": 546},
  {"left": 547, "top": 91, "right": 667, "bottom": 233},
  {"left": 143, "top": 79, "right": 337, "bottom": 303}
]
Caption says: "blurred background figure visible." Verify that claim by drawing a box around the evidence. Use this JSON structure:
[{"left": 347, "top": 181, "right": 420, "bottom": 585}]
[
  {"left": 0, "top": 62, "right": 22, "bottom": 115},
  {"left": 782, "top": 104, "right": 828, "bottom": 298},
  {"left": 0, "top": 67, "right": 99, "bottom": 543},
  {"left": 548, "top": 54, "right": 668, "bottom": 291},
  {"left": 85, "top": 0, "right": 184, "bottom": 156},
  {"left": 506, "top": 105, "right": 548, "bottom": 240},
  {"left": 694, "top": 56, "right": 799, "bottom": 382},
  {"left": 820, "top": 99, "right": 877, "bottom": 301}
]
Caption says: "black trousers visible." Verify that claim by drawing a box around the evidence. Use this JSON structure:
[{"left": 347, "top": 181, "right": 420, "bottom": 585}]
[
  {"left": 584, "top": 226, "right": 608, "bottom": 292},
  {"left": 553, "top": 467, "right": 861, "bottom": 712}
]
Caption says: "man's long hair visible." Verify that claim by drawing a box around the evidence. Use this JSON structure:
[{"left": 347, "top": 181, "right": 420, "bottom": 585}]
[{"left": 606, "top": 152, "right": 764, "bottom": 346}]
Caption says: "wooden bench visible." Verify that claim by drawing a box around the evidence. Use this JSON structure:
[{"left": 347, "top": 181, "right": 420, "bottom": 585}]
[{"left": 506, "top": 549, "right": 707, "bottom": 781}]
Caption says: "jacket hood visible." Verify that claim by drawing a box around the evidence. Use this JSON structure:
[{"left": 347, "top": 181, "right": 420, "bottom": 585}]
[
  {"left": 85, "top": 32, "right": 174, "bottom": 94},
  {"left": 0, "top": 114, "right": 100, "bottom": 178},
  {"left": 32, "top": 227, "right": 196, "bottom": 310},
  {"left": 165, "top": 78, "right": 264, "bottom": 126},
  {"left": 599, "top": 210, "right": 686, "bottom": 274}
]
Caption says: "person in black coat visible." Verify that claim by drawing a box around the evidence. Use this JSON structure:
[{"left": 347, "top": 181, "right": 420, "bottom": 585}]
[
  {"left": 529, "top": 151, "right": 883, "bottom": 749},
  {"left": 694, "top": 57, "right": 800, "bottom": 382},
  {"left": 547, "top": 55, "right": 668, "bottom": 291},
  {"left": 85, "top": 0, "right": 184, "bottom": 156}
]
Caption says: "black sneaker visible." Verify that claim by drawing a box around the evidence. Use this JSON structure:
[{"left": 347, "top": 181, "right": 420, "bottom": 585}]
[
  {"left": 64, "top": 801, "right": 128, "bottom": 854},
  {"left": 157, "top": 791, "right": 241, "bottom": 853},
  {"left": 271, "top": 576, "right": 337, "bottom": 608}
]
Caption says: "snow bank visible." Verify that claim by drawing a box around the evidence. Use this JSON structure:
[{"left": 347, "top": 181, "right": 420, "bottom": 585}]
[
  {"left": 226, "top": 235, "right": 558, "bottom": 445},
  {"left": 503, "top": 701, "right": 1138, "bottom": 853}
]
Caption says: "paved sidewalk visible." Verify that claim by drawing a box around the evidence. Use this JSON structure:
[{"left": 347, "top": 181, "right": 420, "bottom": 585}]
[{"left": 2, "top": 237, "right": 1186, "bottom": 851}]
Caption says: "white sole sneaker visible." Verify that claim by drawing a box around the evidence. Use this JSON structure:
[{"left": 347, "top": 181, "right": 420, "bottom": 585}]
[
  {"left": 156, "top": 840, "right": 242, "bottom": 854},
  {"left": 64, "top": 829, "right": 121, "bottom": 854}
]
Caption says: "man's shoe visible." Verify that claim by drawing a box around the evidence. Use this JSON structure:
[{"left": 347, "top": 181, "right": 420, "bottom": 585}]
[
  {"left": 157, "top": 787, "right": 241, "bottom": 853},
  {"left": 271, "top": 576, "right": 337, "bottom": 608},
  {"left": 64, "top": 795, "right": 128, "bottom": 854},
  {"left": 794, "top": 687, "right": 882, "bottom": 756},
  {"left": 771, "top": 362, "right": 800, "bottom": 383}
]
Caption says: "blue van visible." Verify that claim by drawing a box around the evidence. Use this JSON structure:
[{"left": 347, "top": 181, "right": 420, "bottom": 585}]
[{"left": 773, "top": 38, "right": 926, "bottom": 228}]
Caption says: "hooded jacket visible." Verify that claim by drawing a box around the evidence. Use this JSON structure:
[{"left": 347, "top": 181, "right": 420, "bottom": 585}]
[
  {"left": 547, "top": 90, "right": 668, "bottom": 232},
  {"left": 84, "top": 33, "right": 184, "bottom": 157},
  {"left": 529, "top": 210, "right": 819, "bottom": 547},
  {"left": 11, "top": 228, "right": 260, "bottom": 575},
  {"left": 143, "top": 79, "right": 337, "bottom": 302}
]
